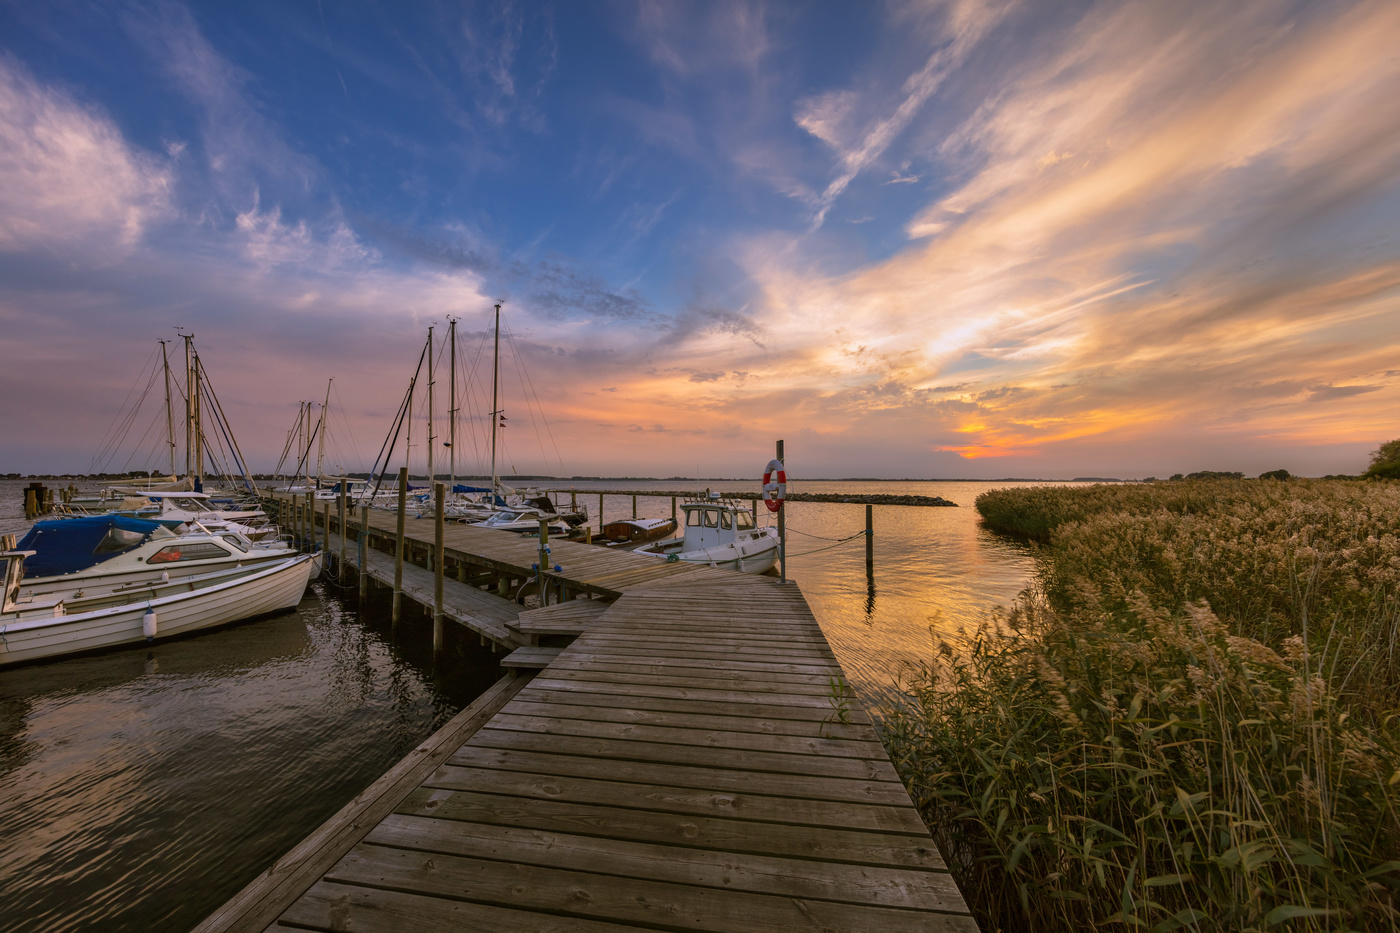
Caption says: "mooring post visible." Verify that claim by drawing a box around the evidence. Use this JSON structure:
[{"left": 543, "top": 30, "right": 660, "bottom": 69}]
[
  {"left": 305, "top": 491, "right": 315, "bottom": 551},
  {"left": 433, "top": 482, "right": 445, "bottom": 658},
  {"left": 338, "top": 488, "right": 347, "bottom": 582},
  {"left": 632, "top": 494, "right": 637, "bottom": 520},
  {"left": 358, "top": 504, "right": 369, "bottom": 600},
  {"left": 537, "top": 518, "right": 550, "bottom": 603},
  {"left": 776, "top": 438, "right": 786, "bottom": 584},
  {"left": 865, "top": 503, "right": 874, "bottom": 577},
  {"left": 598, "top": 493, "right": 604, "bottom": 532},
  {"left": 393, "top": 467, "right": 407, "bottom": 625},
  {"left": 671, "top": 496, "right": 677, "bottom": 524},
  {"left": 322, "top": 500, "right": 330, "bottom": 557}
]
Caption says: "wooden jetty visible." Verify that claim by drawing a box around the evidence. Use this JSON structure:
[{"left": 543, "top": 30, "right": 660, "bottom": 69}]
[{"left": 195, "top": 491, "right": 977, "bottom": 932}]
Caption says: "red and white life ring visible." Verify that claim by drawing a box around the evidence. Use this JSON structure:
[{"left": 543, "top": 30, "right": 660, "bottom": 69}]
[{"left": 762, "top": 458, "right": 787, "bottom": 513}]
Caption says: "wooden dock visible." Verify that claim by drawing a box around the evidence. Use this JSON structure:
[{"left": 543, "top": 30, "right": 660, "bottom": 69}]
[{"left": 197, "top": 495, "right": 977, "bottom": 931}]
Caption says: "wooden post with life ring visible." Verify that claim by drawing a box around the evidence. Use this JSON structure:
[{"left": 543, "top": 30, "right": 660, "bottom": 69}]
[{"left": 765, "top": 440, "right": 788, "bottom": 583}]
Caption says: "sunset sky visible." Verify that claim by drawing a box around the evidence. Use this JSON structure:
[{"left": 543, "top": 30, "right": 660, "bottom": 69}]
[{"left": 2, "top": 1, "right": 1398, "bottom": 480}]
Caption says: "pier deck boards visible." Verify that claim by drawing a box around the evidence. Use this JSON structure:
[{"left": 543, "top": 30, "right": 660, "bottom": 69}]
[{"left": 203, "top": 510, "right": 977, "bottom": 931}]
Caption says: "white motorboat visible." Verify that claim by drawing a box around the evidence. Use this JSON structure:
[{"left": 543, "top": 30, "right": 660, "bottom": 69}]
[
  {"left": 16, "top": 514, "right": 299, "bottom": 599},
  {"left": 470, "top": 508, "right": 571, "bottom": 536},
  {"left": 635, "top": 496, "right": 779, "bottom": 574},
  {"left": 113, "top": 491, "right": 278, "bottom": 541},
  {"left": 0, "top": 549, "right": 319, "bottom": 668}
]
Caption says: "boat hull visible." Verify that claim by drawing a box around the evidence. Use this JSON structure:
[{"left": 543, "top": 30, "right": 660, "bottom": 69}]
[
  {"left": 636, "top": 530, "right": 780, "bottom": 574},
  {"left": 0, "top": 555, "right": 318, "bottom": 668}
]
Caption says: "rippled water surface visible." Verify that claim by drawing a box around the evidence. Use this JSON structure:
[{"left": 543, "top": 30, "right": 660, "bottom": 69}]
[{"left": 0, "top": 476, "right": 1068, "bottom": 931}]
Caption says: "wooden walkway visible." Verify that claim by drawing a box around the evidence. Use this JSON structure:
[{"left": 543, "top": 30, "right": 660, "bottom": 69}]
[{"left": 200, "top": 550, "right": 978, "bottom": 931}]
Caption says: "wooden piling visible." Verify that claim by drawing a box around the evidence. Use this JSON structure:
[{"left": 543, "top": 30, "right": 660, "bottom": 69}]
[
  {"left": 672, "top": 495, "right": 677, "bottom": 524},
  {"left": 306, "top": 492, "right": 315, "bottom": 551},
  {"left": 393, "top": 467, "right": 407, "bottom": 625},
  {"left": 338, "top": 488, "right": 347, "bottom": 583},
  {"left": 776, "top": 438, "right": 786, "bottom": 583},
  {"left": 358, "top": 505, "right": 369, "bottom": 599},
  {"left": 433, "top": 483, "right": 445, "bottom": 656},
  {"left": 598, "top": 493, "right": 604, "bottom": 531},
  {"left": 866, "top": 503, "right": 874, "bottom": 576},
  {"left": 321, "top": 500, "right": 330, "bottom": 556},
  {"left": 631, "top": 494, "right": 637, "bottom": 519}
]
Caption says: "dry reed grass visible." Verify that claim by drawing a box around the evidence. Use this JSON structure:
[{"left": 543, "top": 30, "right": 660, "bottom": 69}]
[{"left": 881, "top": 479, "right": 1400, "bottom": 931}]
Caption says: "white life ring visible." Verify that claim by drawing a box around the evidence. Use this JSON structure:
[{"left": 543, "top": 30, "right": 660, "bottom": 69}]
[{"left": 762, "top": 459, "right": 787, "bottom": 513}]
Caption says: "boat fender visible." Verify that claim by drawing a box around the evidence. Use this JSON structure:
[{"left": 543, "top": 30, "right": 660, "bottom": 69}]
[
  {"left": 160, "top": 572, "right": 169, "bottom": 583},
  {"left": 143, "top": 606, "right": 158, "bottom": 642},
  {"left": 762, "top": 459, "right": 787, "bottom": 513},
  {"left": 553, "top": 565, "right": 562, "bottom": 573}
]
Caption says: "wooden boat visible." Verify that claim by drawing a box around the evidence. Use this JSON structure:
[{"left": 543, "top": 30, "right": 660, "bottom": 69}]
[
  {"left": 17, "top": 514, "right": 298, "bottom": 599},
  {"left": 635, "top": 497, "right": 779, "bottom": 573},
  {"left": 580, "top": 517, "right": 679, "bottom": 549},
  {"left": 0, "top": 548, "right": 319, "bottom": 668}
]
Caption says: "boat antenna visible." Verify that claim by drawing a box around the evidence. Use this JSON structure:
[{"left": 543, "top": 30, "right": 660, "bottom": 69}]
[{"left": 490, "top": 301, "right": 502, "bottom": 502}]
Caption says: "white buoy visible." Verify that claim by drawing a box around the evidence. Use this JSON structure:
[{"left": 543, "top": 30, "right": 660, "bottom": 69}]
[{"left": 142, "top": 607, "right": 158, "bottom": 642}]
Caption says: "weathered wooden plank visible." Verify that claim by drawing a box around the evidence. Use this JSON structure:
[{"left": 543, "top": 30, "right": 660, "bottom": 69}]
[
  {"left": 396, "top": 787, "right": 947, "bottom": 869},
  {"left": 323, "top": 844, "right": 978, "bottom": 933},
  {"left": 501, "top": 698, "right": 872, "bottom": 740},
  {"left": 522, "top": 676, "right": 870, "bottom": 717},
  {"left": 518, "top": 685, "right": 870, "bottom": 725},
  {"left": 534, "top": 665, "right": 840, "bottom": 696},
  {"left": 439, "top": 748, "right": 913, "bottom": 807},
  {"left": 487, "top": 712, "right": 885, "bottom": 757},
  {"left": 277, "top": 881, "right": 637, "bottom": 932},
  {"left": 544, "top": 657, "right": 840, "bottom": 686},
  {"left": 366, "top": 813, "right": 966, "bottom": 911}
]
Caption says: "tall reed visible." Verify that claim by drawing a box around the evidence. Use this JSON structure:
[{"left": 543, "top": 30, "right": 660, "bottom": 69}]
[{"left": 882, "top": 479, "right": 1400, "bottom": 931}]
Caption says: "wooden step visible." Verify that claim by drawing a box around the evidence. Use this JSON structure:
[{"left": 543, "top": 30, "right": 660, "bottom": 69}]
[{"left": 499, "top": 646, "right": 564, "bottom": 670}]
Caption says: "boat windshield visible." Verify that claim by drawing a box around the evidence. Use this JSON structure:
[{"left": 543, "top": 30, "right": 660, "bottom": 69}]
[
  {"left": 735, "top": 510, "right": 755, "bottom": 530},
  {"left": 221, "top": 534, "right": 250, "bottom": 552},
  {"left": 720, "top": 512, "right": 732, "bottom": 530},
  {"left": 485, "top": 512, "right": 520, "bottom": 525}
]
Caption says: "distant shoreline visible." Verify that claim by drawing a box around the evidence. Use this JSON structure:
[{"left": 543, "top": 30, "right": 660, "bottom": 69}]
[{"left": 0, "top": 473, "right": 1128, "bottom": 484}]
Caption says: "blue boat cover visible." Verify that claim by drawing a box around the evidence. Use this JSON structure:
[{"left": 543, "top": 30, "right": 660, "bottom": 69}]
[
  {"left": 16, "top": 515, "right": 164, "bottom": 578},
  {"left": 453, "top": 485, "right": 491, "bottom": 493}
]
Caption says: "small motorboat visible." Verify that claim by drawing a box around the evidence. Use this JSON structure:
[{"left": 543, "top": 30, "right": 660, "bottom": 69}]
[
  {"left": 469, "top": 508, "right": 571, "bottom": 536},
  {"left": 16, "top": 515, "right": 299, "bottom": 599},
  {"left": 635, "top": 496, "right": 779, "bottom": 574},
  {"left": 578, "top": 517, "right": 679, "bottom": 549},
  {"left": 0, "top": 547, "right": 320, "bottom": 668}
]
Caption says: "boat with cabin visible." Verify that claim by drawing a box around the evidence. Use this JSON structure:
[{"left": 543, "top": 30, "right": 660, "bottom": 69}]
[{"left": 634, "top": 495, "right": 779, "bottom": 573}]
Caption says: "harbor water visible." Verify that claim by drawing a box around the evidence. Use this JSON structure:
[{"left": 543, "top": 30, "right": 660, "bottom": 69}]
[{"left": 0, "top": 476, "right": 1057, "bottom": 931}]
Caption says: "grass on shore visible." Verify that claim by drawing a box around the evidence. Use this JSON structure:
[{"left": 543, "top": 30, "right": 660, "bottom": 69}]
[{"left": 880, "top": 479, "right": 1400, "bottom": 931}]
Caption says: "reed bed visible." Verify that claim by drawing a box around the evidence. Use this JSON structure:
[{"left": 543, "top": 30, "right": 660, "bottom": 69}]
[{"left": 881, "top": 479, "right": 1400, "bottom": 931}]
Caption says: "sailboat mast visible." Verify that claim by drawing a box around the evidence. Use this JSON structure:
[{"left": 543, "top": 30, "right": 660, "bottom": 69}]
[
  {"left": 192, "top": 347, "right": 204, "bottom": 485},
  {"left": 426, "top": 325, "right": 436, "bottom": 485},
  {"left": 448, "top": 317, "right": 457, "bottom": 490},
  {"left": 317, "top": 378, "right": 332, "bottom": 488},
  {"left": 160, "top": 340, "right": 175, "bottom": 479},
  {"left": 183, "top": 334, "right": 194, "bottom": 479},
  {"left": 489, "top": 302, "right": 501, "bottom": 497}
]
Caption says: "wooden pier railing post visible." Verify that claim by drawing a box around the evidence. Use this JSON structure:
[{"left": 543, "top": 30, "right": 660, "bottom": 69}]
[
  {"left": 598, "top": 493, "right": 604, "bottom": 532},
  {"left": 305, "top": 491, "right": 315, "bottom": 551},
  {"left": 433, "top": 483, "right": 445, "bottom": 657},
  {"left": 672, "top": 496, "right": 677, "bottom": 524},
  {"left": 537, "top": 518, "right": 550, "bottom": 605},
  {"left": 631, "top": 494, "right": 637, "bottom": 519},
  {"left": 358, "top": 505, "right": 369, "bottom": 600},
  {"left": 776, "top": 438, "right": 786, "bottom": 584},
  {"left": 338, "top": 488, "right": 347, "bottom": 582},
  {"left": 393, "top": 467, "right": 407, "bottom": 625},
  {"left": 322, "top": 500, "right": 330, "bottom": 557}
]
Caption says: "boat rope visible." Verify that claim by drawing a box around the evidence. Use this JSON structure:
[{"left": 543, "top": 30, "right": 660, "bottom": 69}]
[
  {"left": 783, "top": 531, "right": 868, "bottom": 557},
  {"left": 787, "top": 528, "right": 871, "bottom": 542}
]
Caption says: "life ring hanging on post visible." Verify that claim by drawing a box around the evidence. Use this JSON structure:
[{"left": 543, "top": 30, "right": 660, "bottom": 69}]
[{"left": 762, "top": 458, "right": 787, "bottom": 513}]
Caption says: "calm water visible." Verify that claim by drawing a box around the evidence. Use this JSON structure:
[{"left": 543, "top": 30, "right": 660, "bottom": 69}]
[{"left": 0, "top": 475, "right": 1062, "bottom": 931}]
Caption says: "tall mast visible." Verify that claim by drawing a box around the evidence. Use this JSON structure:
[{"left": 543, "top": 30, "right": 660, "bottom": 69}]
[
  {"left": 317, "top": 377, "right": 332, "bottom": 487},
  {"left": 447, "top": 316, "right": 458, "bottom": 490},
  {"left": 490, "top": 302, "right": 501, "bottom": 498},
  {"left": 426, "top": 325, "right": 436, "bottom": 484},
  {"left": 160, "top": 340, "right": 175, "bottom": 479},
  {"left": 182, "top": 333, "right": 194, "bottom": 480},
  {"left": 303, "top": 400, "right": 312, "bottom": 486},
  {"left": 192, "top": 347, "right": 204, "bottom": 485}
]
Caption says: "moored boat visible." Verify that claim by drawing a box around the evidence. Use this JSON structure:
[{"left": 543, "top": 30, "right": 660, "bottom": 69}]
[
  {"left": 634, "top": 496, "right": 779, "bottom": 573},
  {"left": 0, "top": 549, "right": 319, "bottom": 668}
]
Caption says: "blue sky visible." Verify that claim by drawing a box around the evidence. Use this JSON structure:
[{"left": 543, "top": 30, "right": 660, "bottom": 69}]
[{"left": 2, "top": 1, "right": 1398, "bottom": 479}]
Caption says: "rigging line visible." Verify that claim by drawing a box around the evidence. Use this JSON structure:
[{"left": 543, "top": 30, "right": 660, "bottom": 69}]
[
  {"left": 503, "top": 323, "right": 565, "bottom": 473},
  {"left": 119, "top": 406, "right": 168, "bottom": 475},
  {"left": 329, "top": 381, "right": 368, "bottom": 473},
  {"left": 90, "top": 354, "right": 162, "bottom": 473},
  {"left": 366, "top": 341, "right": 428, "bottom": 499},
  {"left": 460, "top": 328, "right": 492, "bottom": 477},
  {"left": 87, "top": 343, "right": 161, "bottom": 473},
  {"left": 272, "top": 406, "right": 303, "bottom": 478},
  {"left": 197, "top": 356, "right": 257, "bottom": 494},
  {"left": 93, "top": 364, "right": 162, "bottom": 475},
  {"left": 456, "top": 327, "right": 490, "bottom": 476},
  {"left": 502, "top": 324, "right": 560, "bottom": 474}
]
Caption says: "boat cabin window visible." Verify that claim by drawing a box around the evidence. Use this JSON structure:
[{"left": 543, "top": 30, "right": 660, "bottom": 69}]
[
  {"left": 94, "top": 526, "right": 148, "bottom": 555},
  {"left": 720, "top": 512, "right": 732, "bottom": 530},
  {"left": 221, "top": 535, "right": 249, "bottom": 552},
  {"left": 735, "top": 510, "right": 755, "bottom": 530},
  {"left": 686, "top": 509, "right": 703, "bottom": 527},
  {"left": 147, "top": 542, "right": 231, "bottom": 563},
  {"left": 169, "top": 497, "right": 207, "bottom": 511},
  {"left": 702, "top": 509, "right": 719, "bottom": 528}
]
